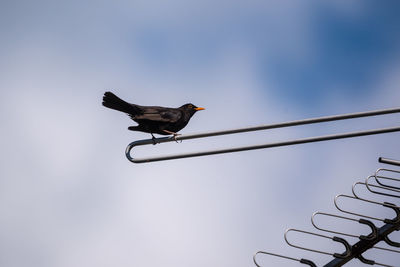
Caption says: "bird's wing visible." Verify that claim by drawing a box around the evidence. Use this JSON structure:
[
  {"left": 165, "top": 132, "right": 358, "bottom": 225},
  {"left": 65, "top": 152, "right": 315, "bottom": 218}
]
[{"left": 131, "top": 107, "right": 182, "bottom": 123}]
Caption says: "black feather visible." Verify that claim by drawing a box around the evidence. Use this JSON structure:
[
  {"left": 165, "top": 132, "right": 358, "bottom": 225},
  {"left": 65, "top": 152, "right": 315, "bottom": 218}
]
[
  {"left": 102, "top": 91, "right": 141, "bottom": 115},
  {"left": 102, "top": 91, "right": 204, "bottom": 136}
]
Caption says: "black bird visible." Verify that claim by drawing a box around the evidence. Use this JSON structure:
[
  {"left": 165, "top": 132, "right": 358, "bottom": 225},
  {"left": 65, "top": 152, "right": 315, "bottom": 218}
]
[{"left": 102, "top": 91, "right": 204, "bottom": 141}]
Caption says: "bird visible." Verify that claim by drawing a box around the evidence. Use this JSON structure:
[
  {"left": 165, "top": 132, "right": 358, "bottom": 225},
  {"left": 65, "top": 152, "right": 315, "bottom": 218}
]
[{"left": 102, "top": 91, "right": 205, "bottom": 142}]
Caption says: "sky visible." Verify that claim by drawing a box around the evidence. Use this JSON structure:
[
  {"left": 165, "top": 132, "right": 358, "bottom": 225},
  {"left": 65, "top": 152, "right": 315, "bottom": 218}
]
[{"left": 1, "top": 0, "right": 400, "bottom": 266}]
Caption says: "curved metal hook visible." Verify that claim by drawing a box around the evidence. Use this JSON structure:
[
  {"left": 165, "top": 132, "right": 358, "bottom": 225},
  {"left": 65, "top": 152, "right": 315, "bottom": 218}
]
[
  {"left": 375, "top": 168, "right": 400, "bottom": 191},
  {"left": 312, "top": 212, "right": 378, "bottom": 241},
  {"left": 383, "top": 202, "right": 400, "bottom": 224},
  {"left": 352, "top": 182, "right": 400, "bottom": 210},
  {"left": 365, "top": 175, "right": 400, "bottom": 199},
  {"left": 334, "top": 194, "right": 385, "bottom": 222},
  {"left": 385, "top": 235, "right": 400, "bottom": 248},
  {"left": 358, "top": 219, "right": 378, "bottom": 241},
  {"left": 311, "top": 212, "right": 359, "bottom": 238},
  {"left": 335, "top": 193, "right": 400, "bottom": 226},
  {"left": 284, "top": 228, "right": 351, "bottom": 258},
  {"left": 332, "top": 236, "right": 352, "bottom": 259},
  {"left": 125, "top": 136, "right": 180, "bottom": 163}
]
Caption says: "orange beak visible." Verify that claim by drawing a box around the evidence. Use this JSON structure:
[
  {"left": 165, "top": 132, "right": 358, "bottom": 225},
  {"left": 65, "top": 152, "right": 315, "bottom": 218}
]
[{"left": 195, "top": 107, "right": 205, "bottom": 111}]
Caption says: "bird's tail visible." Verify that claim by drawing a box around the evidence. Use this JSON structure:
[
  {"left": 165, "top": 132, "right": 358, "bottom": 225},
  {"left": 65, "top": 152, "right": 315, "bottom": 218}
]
[{"left": 102, "top": 91, "right": 140, "bottom": 114}]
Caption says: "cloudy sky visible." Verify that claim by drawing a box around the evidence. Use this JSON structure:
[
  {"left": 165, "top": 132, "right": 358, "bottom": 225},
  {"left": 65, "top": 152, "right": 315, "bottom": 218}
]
[{"left": 1, "top": 1, "right": 400, "bottom": 266}]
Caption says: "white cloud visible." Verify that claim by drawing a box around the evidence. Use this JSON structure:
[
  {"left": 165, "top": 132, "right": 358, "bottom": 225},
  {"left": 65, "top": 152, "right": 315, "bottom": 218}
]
[{"left": 1, "top": 1, "right": 400, "bottom": 267}]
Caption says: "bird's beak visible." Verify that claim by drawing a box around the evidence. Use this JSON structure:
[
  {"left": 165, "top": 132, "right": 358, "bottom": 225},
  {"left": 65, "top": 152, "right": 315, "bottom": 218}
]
[{"left": 195, "top": 107, "right": 205, "bottom": 111}]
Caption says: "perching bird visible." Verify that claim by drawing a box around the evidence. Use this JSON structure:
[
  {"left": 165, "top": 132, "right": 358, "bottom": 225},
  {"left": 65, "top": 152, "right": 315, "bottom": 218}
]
[{"left": 102, "top": 91, "right": 204, "bottom": 141}]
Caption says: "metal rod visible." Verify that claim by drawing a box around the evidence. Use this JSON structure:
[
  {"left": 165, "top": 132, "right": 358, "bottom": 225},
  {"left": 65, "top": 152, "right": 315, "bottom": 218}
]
[
  {"left": 375, "top": 168, "right": 400, "bottom": 190},
  {"left": 352, "top": 182, "right": 400, "bottom": 209},
  {"left": 311, "top": 212, "right": 359, "bottom": 238},
  {"left": 284, "top": 228, "right": 335, "bottom": 256},
  {"left": 365, "top": 176, "right": 400, "bottom": 198},
  {"left": 379, "top": 157, "right": 400, "bottom": 167},
  {"left": 253, "top": 251, "right": 316, "bottom": 267},
  {"left": 334, "top": 194, "right": 384, "bottom": 222},
  {"left": 126, "top": 126, "right": 400, "bottom": 163},
  {"left": 253, "top": 251, "right": 300, "bottom": 267},
  {"left": 125, "top": 107, "right": 400, "bottom": 163}
]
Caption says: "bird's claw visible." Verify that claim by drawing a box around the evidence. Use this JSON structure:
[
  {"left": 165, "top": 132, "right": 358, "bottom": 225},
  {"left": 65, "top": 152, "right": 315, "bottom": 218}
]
[
  {"left": 161, "top": 130, "right": 182, "bottom": 143},
  {"left": 172, "top": 133, "right": 182, "bottom": 143},
  {"left": 151, "top": 134, "right": 157, "bottom": 145}
]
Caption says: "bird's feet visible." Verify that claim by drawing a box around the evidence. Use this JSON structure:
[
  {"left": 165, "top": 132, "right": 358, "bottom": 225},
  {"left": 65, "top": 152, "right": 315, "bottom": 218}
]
[
  {"left": 151, "top": 133, "right": 157, "bottom": 145},
  {"left": 163, "top": 130, "right": 182, "bottom": 143},
  {"left": 172, "top": 133, "right": 182, "bottom": 143}
]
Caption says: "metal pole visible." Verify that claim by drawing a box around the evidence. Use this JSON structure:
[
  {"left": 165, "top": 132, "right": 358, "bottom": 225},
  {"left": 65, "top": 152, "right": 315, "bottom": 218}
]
[
  {"left": 379, "top": 157, "right": 400, "bottom": 167},
  {"left": 125, "top": 107, "right": 400, "bottom": 163},
  {"left": 126, "top": 126, "right": 400, "bottom": 163}
]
